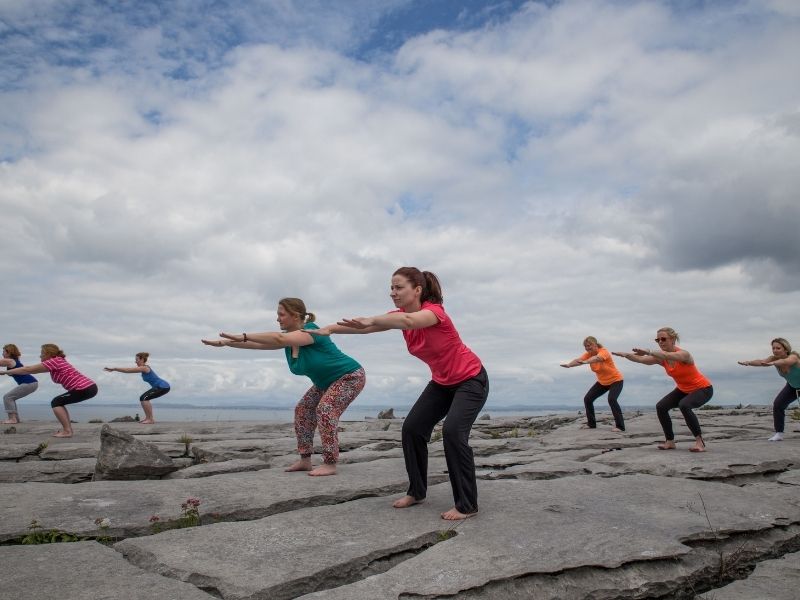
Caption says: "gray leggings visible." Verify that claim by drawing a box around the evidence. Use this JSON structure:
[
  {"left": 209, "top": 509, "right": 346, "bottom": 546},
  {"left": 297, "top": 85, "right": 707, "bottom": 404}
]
[{"left": 4, "top": 382, "right": 39, "bottom": 414}]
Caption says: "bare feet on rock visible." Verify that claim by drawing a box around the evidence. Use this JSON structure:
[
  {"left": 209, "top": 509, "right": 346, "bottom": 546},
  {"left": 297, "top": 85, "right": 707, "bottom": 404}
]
[
  {"left": 392, "top": 495, "right": 423, "bottom": 509},
  {"left": 657, "top": 441, "right": 676, "bottom": 450},
  {"left": 285, "top": 457, "right": 313, "bottom": 472},
  {"left": 2, "top": 419, "right": 19, "bottom": 424},
  {"left": 308, "top": 464, "right": 337, "bottom": 476},
  {"left": 441, "top": 507, "right": 477, "bottom": 520},
  {"left": 139, "top": 419, "right": 155, "bottom": 425},
  {"left": 611, "top": 427, "right": 623, "bottom": 432},
  {"left": 52, "top": 430, "right": 73, "bottom": 438}
]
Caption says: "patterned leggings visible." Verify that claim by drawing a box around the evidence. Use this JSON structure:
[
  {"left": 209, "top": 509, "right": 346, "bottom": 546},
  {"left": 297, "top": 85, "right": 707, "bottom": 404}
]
[{"left": 294, "top": 368, "right": 365, "bottom": 464}]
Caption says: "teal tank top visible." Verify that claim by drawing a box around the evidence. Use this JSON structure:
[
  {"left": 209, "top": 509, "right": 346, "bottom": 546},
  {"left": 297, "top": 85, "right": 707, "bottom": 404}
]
[
  {"left": 284, "top": 323, "right": 361, "bottom": 390},
  {"left": 778, "top": 363, "right": 800, "bottom": 389}
]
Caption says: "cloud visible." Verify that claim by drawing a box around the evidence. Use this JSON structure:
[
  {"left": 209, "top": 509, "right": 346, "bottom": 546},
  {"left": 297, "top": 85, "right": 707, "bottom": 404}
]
[{"left": 1, "top": 1, "right": 799, "bottom": 409}]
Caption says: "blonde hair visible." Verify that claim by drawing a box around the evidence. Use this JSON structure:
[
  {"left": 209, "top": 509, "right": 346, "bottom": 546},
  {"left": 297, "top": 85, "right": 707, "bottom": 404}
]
[
  {"left": 583, "top": 336, "right": 603, "bottom": 348},
  {"left": 40, "top": 343, "right": 65, "bottom": 359},
  {"left": 279, "top": 298, "right": 316, "bottom": 325},
  {"left": 136, "top": 352, "right": 150, "bottom": 363},
  {"left": 771, "top": 338, "right": 800, "bottom": 360},
  {"left": 3, "top": 344, "right": 21, "bottom": 359},
  {"left": 657, "top": 327, "right": 680, "bottom": 343}
]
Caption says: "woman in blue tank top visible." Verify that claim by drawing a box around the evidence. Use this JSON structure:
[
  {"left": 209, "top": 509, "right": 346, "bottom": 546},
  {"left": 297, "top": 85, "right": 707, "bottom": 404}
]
[
  {"left": 1, "top": 344, "right": 39, "bottom": 424},
  {"left": 104, "top": 352, "right": 170, "bottom": 424},
  {"left": 738, "top": 337, "right": 800, "bottom": 441}
]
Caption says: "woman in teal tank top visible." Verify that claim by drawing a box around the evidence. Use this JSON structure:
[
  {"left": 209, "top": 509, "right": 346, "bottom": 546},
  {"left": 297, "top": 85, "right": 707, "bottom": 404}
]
[
  {"left": 738, "top": 337, "right": 800, "bottom": 441},
  {"left": 202, "top": 297, "right": 365, "bottom": 476}
]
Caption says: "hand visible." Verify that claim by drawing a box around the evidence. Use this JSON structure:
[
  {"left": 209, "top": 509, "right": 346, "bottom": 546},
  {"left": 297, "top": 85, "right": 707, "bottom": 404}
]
[
  {"left": 632, "top": 347, "right": 649, "bottom": 356},
  {"left": 337, "top": 317, "right": 373, "bottom": 329},
  {"left": 219, "top": 332, "right": 244, "bottom": 342},
  {"left": 103, "top": 367, "right": 114, "bottom": 372},
  {"left": 611, "top": 351, "right": 628, "bottom": 358},
  {"left": 560, "top": 363, "right": 570, "bottom": 368},
  {"left": 201, "top": 339, "right": 226, "bottom": 347}
]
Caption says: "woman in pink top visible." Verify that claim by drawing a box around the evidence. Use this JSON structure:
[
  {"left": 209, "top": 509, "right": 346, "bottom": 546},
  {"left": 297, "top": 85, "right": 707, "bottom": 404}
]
[
  {"left": 315, "top": 267, "right": 488, "bottom": 520},
  {"left": 613, "top": 327, "right": 712, "bottom": 452},
  {"left": 561, "top": 336, "right": 625, "bottom": 431},
  {"left": 0, "top": 343, "right": 97, "bottom": 437}
]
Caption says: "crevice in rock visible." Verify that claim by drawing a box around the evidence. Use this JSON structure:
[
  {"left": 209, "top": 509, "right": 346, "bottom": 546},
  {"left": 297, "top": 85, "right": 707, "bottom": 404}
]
[{"left": 397, "top": 525, "right": 800, "bottom": 600}]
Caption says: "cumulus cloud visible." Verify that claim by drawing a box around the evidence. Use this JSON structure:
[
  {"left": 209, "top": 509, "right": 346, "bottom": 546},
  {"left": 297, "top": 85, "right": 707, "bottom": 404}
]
[{"left": 1, "top": 0, "right": 798, "bottom": 409}]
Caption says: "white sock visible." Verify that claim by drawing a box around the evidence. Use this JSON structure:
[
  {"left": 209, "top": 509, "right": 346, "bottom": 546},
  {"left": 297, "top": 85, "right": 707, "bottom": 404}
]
[{"left": 768, "top": 432, "right": 784, "bottom": 441}]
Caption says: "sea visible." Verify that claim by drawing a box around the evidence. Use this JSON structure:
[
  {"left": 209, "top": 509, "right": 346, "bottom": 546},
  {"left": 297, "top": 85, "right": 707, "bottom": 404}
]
[{"left": 12, "top": 401, "right": 586, "bottom": 423}]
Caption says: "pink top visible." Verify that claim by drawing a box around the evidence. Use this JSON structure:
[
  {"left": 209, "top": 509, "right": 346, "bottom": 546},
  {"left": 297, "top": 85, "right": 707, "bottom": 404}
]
[
  {"left": 42, "top": 357, "right": 95, "bottom": 391},
  {"left": 400, "top": 301, "right": 482, "bottom": 386}
]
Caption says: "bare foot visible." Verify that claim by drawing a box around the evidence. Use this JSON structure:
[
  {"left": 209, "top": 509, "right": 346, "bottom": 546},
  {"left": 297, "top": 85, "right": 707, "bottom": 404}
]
[
  {"left": 657, "top": 441, "right": 676, "bottom": 450},
  {"left": 285, "top": 458, "right": 313, "bottom": 472},
  {"left": 441, "top": 507, "right": 478, "bottom": 520},
  {"left": 580, "top": 424, "right": 594, "bottom": 430},
  {"left": 392, "top": 495, "right": 423, "bottom": 509},
  {"left": 138, "top": 419, "right": 155, "bottom": 424},
  {"left": 308, "top": 464, "right": 337, "bottom": 477},
  {"left": 52, "top": 430, "right": 73, "bottom": 438},
  {"left": 611, "top": 427, "right": 623, "bottom": 432},
  {"left": 2, "top": 419, "right": 19, "bottom": 424},
  {"left": 689, "top": 443, "right": 707, "bottom": 453}
]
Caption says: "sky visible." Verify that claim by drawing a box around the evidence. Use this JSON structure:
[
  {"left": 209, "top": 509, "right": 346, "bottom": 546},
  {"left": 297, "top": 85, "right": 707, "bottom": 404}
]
[{"left": 1, "top": 0, "right": 799, "bottom": 411}]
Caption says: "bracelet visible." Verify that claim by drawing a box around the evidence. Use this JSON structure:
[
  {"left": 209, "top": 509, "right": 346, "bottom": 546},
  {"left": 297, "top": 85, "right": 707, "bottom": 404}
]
[{"left": 242, "top": 333, "right": 248, "bottom": 342}]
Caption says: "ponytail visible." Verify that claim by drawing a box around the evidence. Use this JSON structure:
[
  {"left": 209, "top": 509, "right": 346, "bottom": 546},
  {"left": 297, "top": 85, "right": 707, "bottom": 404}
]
[{"left": 393, "top": 267, "right": 444, "bottom": 305}]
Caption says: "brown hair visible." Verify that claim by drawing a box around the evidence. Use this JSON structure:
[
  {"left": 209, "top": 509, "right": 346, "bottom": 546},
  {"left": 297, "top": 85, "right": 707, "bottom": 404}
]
[
  {"left": 771, "top": 338, "right": 800, "bottom": 359},
  {"left": 40, "top": 344, "right": 66, "bottom": 359},
  {"left": 279, "top": 298, "right": 316, "bottom": 324},
  {"left": 657, "top": 327, "right": 680, "bottom": 343},
  {"left": 136, "top": 352, "right": 150, "bottom": 363},
  {"left": 393, "top": 267, "right": 444, "bottom": 304},
  {"left": 583, "top": 336, "right": 603, "bottom": 348},
  {"left": 3, "top": 344, "right": 21, "bottom": 359}
]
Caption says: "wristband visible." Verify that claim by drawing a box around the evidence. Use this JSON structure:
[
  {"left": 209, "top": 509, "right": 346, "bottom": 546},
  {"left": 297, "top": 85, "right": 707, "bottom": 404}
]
[{"left": 242, "top": 333, "right": 248, "bottom": 342}]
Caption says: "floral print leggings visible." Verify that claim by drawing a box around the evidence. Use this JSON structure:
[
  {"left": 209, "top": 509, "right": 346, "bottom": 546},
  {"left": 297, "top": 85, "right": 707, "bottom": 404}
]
[{"left": 295, "top": 367, "right": 365, "bottom": 464}]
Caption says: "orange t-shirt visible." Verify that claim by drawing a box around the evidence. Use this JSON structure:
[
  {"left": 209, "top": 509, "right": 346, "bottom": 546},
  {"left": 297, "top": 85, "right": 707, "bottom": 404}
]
[
  {"left": 579, "top": 348, "right": 623, "bottom": 386},
  {"left": 660, "top": 349, "right": 711, "bottom": 392}
]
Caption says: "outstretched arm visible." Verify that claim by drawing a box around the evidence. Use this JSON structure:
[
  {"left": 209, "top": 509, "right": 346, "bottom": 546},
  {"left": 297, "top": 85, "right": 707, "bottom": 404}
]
[
  {"left": 561, "top": 356, "right": 592, "bottom": 368},
  {"left": 741, "top": 354, "right": 799, "bottom": 368},
  {"left": 1, "top": 362, "right": 48, "bottom": 376},
  {"left": 340, "top": 310, "right": 439, "bottom": 332},
  {"left": 202, "top": 330, "right": 314, "bottom": 350},
  {"left": 0, "top": 358, "right": 16, "bottom": 368},
  {"left": 611, "top": 350, "right": 661, "bottom": 365},
  {"left": 104, "top": 366, "right": 148, "bottom": 373}
]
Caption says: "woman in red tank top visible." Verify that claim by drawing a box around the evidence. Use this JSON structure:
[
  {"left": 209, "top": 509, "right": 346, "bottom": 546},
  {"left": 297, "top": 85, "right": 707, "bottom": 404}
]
[{"left": 613, "top": 327, "right": 712, "bottom": 452}]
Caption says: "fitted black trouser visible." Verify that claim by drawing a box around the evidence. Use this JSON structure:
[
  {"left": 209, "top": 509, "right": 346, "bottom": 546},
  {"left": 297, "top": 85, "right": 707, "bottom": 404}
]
[
  {"left": 773, "top": 383, "right": 800, "bottom": 433},
  {"left": 583, "top": 380, "right": 625, "bottom": 430},
  {"left": 140, "top": 386, "right": 170, "bottom": 403},
  {"left": 402, "top": 366, "right": 488, "bottom": 514},
  {"left": 656, "top": 386, "right": 713, "bottom": 440}
]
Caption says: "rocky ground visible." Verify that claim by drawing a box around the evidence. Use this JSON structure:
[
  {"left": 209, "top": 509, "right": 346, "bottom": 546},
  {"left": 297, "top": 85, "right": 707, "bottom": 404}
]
[{"left": 1, "top": 406, "right": 799, "bottom": 599}]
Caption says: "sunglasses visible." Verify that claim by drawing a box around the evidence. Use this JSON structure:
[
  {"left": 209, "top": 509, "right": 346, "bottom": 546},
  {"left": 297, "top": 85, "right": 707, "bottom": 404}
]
[{"left": 654, "top": 337, "right": 670, "bottom": 342}]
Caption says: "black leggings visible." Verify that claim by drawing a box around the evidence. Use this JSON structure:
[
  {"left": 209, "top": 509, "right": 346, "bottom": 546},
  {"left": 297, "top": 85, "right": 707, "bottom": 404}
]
[
  {"left": 656, "top": 385, "right": 713, "bottom": 440},
  {"left": 773, "top": 383, "right": 800, "bottom": 433},
  {"left": 584, "top": 380, "right": 625, "bottom": 430},
  {"left": 401, "top": 366, "right": 489, "bottom": 514},
  {"left": 51, "top": 384, "right": 98, "bottom": 408},
  {"left": 140, "top": 387, "right": 170, "bottom": 403}
]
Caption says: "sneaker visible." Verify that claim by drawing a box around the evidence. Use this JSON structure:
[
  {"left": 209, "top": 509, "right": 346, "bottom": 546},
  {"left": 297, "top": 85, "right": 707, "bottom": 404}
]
[{"left": 768, "top": 433, "right": 784, "bottom": 442}]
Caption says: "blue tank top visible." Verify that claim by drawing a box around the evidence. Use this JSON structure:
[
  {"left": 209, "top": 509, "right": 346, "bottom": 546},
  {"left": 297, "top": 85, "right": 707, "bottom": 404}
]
[
  {"left": 8, "top": 359, "right": 37, "bottom": 385},
  {"left": 141, "top": 368, "right": 169, "bottom": 389},
  {"left": 778, "top": 363, "right": 800, "bottom": 389}
]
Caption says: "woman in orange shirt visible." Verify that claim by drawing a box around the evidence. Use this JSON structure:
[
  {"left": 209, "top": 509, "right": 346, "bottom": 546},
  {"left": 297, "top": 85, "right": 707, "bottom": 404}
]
[
  {"left": 613, "top": 327, "right": 712, "bottom": 452},
  {"left": 561, "top": 336, "right": 625, "bottom": 431}
]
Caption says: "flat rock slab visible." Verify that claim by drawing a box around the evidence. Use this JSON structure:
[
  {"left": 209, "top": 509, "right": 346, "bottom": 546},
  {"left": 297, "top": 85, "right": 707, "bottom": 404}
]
[
  {"left": 116, "top": 475, "right": 800, "bottom": 600},
  {"left": 40, "top": 442, "right": 100, "bottom": 460},
  {"left": 0, "top": 457, "right": 448, "bottom": 542},
  {"left": 587, "top": 438, "right": 800, "bottom": 480},
  {"left": 777, "top": 468, "right": 800, "bottom": 486},
  {"left": 163, "top": 457, "right": 272, "bottom": 479},
  {"left": 698, "top": 550, "right": 800, "bottom": 600},
  {"left": 0, "top": 542, "right": 215, "bottom": 600},
  {"left": 0, "top": 457, "right": 96, "bottom": 483}
]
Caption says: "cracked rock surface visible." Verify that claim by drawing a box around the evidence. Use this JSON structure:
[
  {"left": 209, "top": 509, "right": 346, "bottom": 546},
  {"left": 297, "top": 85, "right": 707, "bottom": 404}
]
[{"left": 1, "top": 408, "right": 799, "bottom": 599}]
